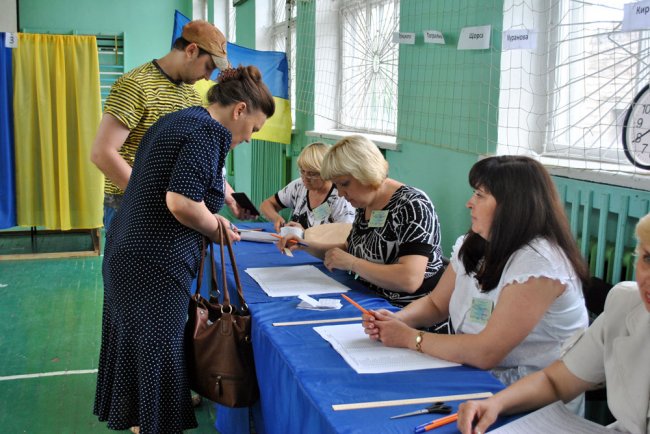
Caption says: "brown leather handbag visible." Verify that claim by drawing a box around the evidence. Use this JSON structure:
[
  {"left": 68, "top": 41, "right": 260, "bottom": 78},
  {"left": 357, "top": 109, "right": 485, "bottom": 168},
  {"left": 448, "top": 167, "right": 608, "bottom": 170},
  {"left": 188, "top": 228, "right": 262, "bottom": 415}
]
[{"left": 185, "top": 221, "right": 259, "bottom": 407}]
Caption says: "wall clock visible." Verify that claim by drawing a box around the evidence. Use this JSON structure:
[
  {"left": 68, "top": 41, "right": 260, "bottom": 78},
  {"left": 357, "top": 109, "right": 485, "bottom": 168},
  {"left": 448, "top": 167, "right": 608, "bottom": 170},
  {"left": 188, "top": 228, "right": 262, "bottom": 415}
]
[{"left": 622, "top": 83, "right": 650, "bottom": 170}]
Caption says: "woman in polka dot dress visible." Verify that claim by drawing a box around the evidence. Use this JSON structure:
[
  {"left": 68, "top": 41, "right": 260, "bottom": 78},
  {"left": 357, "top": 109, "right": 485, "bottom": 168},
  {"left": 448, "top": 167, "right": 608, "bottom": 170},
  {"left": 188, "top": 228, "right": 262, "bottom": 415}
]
[{"left": 93, "top": 66, "right": 275, "bottom": 434}]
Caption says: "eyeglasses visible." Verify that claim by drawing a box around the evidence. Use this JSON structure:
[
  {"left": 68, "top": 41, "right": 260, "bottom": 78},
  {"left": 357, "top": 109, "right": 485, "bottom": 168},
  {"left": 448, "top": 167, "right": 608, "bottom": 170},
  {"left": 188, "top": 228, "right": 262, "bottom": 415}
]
[{"left": 299, "top": 169, "right": 321, "bottom": 180}]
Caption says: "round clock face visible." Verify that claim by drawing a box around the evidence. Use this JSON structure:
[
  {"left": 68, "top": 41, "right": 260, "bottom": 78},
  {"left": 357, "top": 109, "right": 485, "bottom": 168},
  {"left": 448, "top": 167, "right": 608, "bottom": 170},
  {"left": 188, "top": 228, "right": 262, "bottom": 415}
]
[{"left": 623, "top": 84, "right": 650, "bottom": 170}]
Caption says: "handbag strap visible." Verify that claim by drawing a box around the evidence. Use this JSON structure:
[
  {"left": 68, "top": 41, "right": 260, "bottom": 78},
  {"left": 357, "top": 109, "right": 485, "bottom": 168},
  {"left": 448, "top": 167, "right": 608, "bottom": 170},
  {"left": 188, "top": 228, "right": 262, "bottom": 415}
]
[
  {"left": 217, "top": 221, "right": 232, "bottom": 306},
  {"left": 194, "top": 235, "right": 219, "bottom": 298},
  {"left": 217, "top": 219, "right": 249, "bottom": 310}
]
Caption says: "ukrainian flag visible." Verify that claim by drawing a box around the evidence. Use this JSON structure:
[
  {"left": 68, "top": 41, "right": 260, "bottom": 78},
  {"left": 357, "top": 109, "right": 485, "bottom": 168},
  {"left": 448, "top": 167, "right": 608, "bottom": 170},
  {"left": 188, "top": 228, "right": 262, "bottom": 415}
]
[{"left": 173, "top": 11, "right": 292, "bottom": 145}]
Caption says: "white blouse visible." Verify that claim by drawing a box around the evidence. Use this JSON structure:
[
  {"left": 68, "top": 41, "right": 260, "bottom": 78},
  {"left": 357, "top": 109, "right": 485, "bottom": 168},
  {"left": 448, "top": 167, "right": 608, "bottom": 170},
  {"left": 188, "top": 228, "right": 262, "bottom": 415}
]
[{"left": 448, "top": 235, "right": 588, "bottom": 385}]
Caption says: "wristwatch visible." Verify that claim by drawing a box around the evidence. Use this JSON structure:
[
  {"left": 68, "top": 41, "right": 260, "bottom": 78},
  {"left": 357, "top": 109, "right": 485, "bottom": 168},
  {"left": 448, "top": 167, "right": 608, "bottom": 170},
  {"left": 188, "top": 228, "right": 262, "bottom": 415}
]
[{"left": 415, "top": 331, "right": 425, "bottom": 353}]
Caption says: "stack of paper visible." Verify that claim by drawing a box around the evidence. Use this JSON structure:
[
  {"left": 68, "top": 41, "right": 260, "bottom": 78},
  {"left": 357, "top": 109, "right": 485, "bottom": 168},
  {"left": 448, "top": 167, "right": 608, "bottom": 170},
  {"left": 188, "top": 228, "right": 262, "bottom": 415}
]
[
  {"left": 239, "top": 231, "right": 278, "bottom": 243},
  {"left": 490, "top": 401, "right": 617, "bottom": 433},
  {"left": 314, "top": 323, "right": 460, "bottom": 374},
  {"left": 245, "top": 265, "right": 350, "bottom": 297}
]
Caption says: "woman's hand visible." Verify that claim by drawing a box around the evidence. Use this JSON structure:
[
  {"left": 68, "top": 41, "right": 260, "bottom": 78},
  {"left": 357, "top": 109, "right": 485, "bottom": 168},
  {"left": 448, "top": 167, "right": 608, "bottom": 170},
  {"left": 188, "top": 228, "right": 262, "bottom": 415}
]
[
  {"left": 285, "top": 221, "right": 304, "bottom": 230},
  {"left": 362, "top": 309, "right": 394, "bottom": 340},
  {"left": 275, "top": 233, "right": 304, "bottom": 253},
  {"left": 227, "top": 200, "right": 256, "bottom": 220},
  {"left": 273, "top": 216, "right": 286, "bottom": 233},
  {"left": 213, "top": 214, "right": 241, "bottom": 242},
  {"left": 324, "top": 248, "right": 357, "bottom": 272},
  {"left": 457, "top": 399, "right": 501, "bottom": 434},
  {"left": 370, "top": 309, "right": 415, "bottom": 348}
]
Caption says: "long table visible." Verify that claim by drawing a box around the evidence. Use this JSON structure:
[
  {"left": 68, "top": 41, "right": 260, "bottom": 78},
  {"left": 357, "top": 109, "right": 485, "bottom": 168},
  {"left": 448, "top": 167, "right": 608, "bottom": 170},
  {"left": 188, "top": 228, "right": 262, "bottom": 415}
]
[{"left": 199, "top": 223, "right": 514, "bottom": 434}]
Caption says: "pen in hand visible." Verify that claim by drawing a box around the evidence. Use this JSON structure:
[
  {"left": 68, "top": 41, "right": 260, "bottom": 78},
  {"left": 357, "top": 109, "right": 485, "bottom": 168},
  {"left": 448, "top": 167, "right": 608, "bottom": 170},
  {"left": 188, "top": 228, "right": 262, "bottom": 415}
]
[
  {"left": 270, "top": 233, "right": 309, "bottom": 247},
  {"left": 341, "top": 294, "right": 370, "bottom": 315}
]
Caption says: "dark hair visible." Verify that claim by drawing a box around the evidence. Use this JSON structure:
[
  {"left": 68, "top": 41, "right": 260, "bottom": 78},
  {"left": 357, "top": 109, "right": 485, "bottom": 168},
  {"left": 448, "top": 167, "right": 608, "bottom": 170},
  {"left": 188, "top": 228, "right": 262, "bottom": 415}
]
[
  {"left": 172, "top": 36, "right": 212, "bottom": 58},
  {"left": 207, "top": 65, "right": 275, "bottom": 118},
  {"left": 458, "top": 155, "right": 588, "bottom": 292}
]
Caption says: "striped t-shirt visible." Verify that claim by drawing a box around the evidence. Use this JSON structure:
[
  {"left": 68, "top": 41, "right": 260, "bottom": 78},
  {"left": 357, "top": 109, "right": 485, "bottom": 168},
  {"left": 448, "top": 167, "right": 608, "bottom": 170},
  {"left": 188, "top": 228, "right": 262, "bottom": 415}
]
[{"left": 103, "top": 60, "right": 202, "bottom": 195}]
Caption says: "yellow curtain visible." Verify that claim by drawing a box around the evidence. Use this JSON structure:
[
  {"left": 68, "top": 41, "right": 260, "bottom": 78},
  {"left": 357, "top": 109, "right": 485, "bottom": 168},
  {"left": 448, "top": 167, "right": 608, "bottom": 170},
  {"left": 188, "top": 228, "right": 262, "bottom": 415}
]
[{"left": 13, "top": 33, "right": 103, "bottom": 230}]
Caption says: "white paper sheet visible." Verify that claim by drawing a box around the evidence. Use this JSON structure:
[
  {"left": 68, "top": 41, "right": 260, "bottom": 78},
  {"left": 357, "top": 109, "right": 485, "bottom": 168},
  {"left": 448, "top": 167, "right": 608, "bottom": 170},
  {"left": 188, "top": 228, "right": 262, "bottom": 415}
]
[
  {"left": 491, "top": 401, "right": 619, "bottom": 434},
  {"left": 314, "top": 323, "right": 460, "bottom": 374},
  {"left": 239, "top": 231, "right": 278, "bottom": 243},
  {"left": 245, "top": 265, "right": 350, "bottom": 297},
  {"left": 297, "top": 295, "right": 342, "bottom": 310}
]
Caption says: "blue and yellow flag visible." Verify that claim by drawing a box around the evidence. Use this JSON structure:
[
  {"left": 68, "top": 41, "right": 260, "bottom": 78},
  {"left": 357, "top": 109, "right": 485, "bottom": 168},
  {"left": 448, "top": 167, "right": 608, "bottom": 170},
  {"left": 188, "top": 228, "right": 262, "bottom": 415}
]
[{"left": 172, "top": 11, "right": 292, "bottom": 144}]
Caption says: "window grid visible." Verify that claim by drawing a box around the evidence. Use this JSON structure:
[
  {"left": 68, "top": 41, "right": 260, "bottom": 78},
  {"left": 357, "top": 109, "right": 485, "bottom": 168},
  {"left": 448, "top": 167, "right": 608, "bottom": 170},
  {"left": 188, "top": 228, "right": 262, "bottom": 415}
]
[
  {"left": 272, "top": 0, "right": 296, "bottom": 125},
  {"left": 338, "top": 0, "right": 399, "bottom": 135}
]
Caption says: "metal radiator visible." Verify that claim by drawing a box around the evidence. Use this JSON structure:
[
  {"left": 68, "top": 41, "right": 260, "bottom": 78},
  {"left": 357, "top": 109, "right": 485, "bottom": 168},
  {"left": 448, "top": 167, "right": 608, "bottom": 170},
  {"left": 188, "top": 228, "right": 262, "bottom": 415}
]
[
  {"left": 553, "top": 176, "right": 650, "bottom": 284},
  {"left": 250, "top": 139, "right": 289, "bottom": 209}
]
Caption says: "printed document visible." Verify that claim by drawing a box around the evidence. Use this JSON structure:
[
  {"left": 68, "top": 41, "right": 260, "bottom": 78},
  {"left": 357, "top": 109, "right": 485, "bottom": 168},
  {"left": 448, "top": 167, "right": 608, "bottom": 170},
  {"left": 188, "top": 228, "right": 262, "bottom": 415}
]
[
  {"left": 245, "top": 265, "right": 350, "bottom": 297},
  {"left": 491, "top": 401, "right": 619, "bottom": 433},
  {"left": 314, "top": 323, "right": 460, "bottom": 374}
]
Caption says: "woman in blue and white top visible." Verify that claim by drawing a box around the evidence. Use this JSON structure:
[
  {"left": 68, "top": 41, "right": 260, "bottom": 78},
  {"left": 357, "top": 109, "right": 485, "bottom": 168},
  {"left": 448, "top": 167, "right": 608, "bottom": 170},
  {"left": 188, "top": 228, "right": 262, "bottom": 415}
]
[{"left": 260, "top": 142, "right": 355, "bottom": 232}]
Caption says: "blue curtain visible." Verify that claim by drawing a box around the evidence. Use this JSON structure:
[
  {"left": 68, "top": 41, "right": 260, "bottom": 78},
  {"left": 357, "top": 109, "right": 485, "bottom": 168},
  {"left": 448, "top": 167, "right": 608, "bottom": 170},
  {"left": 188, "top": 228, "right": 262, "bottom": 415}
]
[{"left": 0, "top": 33, "right": 16, "bottom": 229}]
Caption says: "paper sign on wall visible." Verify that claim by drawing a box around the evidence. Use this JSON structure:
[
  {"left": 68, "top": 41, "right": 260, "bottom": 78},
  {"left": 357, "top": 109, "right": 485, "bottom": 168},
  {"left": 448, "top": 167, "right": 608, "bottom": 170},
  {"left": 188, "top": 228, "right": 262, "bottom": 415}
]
[
  {"left": 4, "top": 33, "right": 18, "bottom": 49},
  {"left": 502, "top": 29, "right": 537, "bottom": 50},
  {"left": 458, "top": 25, "right": 491, "bottom": 50},
  {"left": 393, "top": 32, "right": 415, "bottom": 45},
  {"left": 424, "top": 30, "right": 445, "bottom": 45},
  {"left": 622, "top": 0, "right": 650, "bottom": 31}
]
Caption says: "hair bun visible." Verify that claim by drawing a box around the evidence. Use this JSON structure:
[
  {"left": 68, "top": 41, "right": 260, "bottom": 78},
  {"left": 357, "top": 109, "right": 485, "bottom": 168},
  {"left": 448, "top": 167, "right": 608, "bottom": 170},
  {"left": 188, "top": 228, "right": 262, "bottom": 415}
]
[{"left": 217, "top": 67, "right": 240, "bottom": 83}]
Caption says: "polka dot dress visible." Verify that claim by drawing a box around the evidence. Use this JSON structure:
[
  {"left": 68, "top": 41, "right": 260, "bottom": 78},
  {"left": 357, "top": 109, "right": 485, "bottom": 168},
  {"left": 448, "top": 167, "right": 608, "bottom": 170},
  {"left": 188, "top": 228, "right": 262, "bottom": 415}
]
[{"left": 94, "top": 106, "right": 231, "bottom": 433}]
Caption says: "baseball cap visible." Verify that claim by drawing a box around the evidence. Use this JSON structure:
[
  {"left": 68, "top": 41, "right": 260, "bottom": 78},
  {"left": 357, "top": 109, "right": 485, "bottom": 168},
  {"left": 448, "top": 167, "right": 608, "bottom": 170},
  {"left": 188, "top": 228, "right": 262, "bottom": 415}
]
[{"left": 182, "top": 20, "right": 229, "bottom": 70}]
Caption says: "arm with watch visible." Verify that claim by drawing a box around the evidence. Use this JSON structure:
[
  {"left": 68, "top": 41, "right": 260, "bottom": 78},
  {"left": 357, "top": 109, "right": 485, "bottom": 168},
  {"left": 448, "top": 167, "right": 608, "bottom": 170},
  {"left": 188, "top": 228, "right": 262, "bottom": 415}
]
[
  {"left": 362, "top": 266, "right": 455, "bottom": 348},
  {"left": 362, "top": 265, "right": 563, "bottom": 371}
]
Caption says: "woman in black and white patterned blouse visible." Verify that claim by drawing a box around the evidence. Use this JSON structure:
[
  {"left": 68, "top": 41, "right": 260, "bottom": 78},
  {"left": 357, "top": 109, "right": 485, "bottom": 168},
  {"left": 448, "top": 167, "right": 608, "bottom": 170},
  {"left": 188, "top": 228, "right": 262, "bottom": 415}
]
[
  {"left": 259, "top": 142, "right": 355, "bottom": 232},
  {"left": 278, "top": 135, "right": 445, "bottom": 307}
]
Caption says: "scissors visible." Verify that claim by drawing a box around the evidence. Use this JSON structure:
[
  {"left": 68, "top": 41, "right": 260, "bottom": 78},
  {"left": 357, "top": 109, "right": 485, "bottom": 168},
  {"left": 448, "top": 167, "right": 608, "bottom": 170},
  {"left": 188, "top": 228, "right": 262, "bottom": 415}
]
[{"left": 389, "top": 402, "right": 452, "bottom": 419}]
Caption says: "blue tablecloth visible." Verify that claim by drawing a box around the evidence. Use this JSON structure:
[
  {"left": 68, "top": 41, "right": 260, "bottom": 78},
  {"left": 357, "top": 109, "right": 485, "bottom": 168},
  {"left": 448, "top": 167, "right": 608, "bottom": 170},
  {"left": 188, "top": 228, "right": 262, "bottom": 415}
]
[{"left": 202, "top": 223, "right": 513, "bottom": 434}]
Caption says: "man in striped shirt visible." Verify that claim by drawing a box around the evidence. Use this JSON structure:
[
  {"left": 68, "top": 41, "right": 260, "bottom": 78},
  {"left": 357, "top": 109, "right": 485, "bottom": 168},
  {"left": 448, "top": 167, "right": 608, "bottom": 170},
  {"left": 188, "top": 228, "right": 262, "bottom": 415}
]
[{"left": 91, "top": 20, "right": 233, "bottom": 231}]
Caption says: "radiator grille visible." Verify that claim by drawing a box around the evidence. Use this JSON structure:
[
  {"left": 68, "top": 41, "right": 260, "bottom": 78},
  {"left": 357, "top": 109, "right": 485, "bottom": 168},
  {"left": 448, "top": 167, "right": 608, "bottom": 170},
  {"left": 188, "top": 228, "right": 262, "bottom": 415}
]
[{"left": 554, "top": 176, "right": 650, "bottom": 284}]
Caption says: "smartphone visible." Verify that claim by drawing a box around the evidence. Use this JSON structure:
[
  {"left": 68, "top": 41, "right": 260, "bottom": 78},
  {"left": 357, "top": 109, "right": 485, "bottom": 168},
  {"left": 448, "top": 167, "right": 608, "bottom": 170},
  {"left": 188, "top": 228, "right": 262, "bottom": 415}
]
[{"left": 231, "top": 192, "right": 260, "bottom": 216}]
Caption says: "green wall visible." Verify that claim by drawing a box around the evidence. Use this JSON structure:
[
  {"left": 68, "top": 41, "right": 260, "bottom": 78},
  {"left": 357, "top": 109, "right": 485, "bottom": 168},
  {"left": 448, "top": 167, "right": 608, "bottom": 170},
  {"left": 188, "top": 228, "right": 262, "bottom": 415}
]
[
  {"left": 387, "top": 144, "right": 478, "bottom": 255},
  {"left": 19, "top": 0, "right": 192, "bottom": 71},
  {"left": 387, "top": 0, "right": 504, "bottom": 254}
]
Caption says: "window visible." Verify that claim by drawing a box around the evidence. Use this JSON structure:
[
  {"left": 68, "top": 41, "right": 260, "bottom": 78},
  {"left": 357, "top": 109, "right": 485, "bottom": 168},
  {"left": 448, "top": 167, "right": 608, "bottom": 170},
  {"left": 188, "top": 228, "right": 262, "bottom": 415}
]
[
  {"left": 338, "top": 0, "right": 399, "bottom": 135},
  {"left": 228, "top": 0, "right": 237, "bottom": 43},
  {"left": 97, "top": 34, "right": 125, "bottom": 107},
  {"left": 498, "top": 0, "right": 650, "bottom": 174},
  {"left": 193, "top": 0, "right": 208, "bottom": 20},
  {"left": 271, "top": 0, "right": 296, "bottom": 124}
]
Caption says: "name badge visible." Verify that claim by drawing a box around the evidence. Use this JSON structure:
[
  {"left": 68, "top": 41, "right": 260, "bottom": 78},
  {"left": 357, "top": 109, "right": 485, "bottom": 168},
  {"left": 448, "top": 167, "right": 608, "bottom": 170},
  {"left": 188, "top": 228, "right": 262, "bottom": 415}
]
[
  {"left": 312, "top": 202, "right": 331, "bottom": 221},
  {"left": 368, "top": 210, "right": 389, "bottom": 227},
  {"left": 468, "top": 297, "right": 493, "bottom": 325}
]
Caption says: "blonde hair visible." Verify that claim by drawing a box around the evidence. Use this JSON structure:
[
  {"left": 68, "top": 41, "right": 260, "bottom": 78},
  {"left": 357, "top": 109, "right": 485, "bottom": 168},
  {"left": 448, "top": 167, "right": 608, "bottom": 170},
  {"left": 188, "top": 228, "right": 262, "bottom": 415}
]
[
  {"left": 635, "top": 213, "right": 650, "bottom": 251},
  {"left": 321, "top": 135, "right": 388, "bottom": 188},
  {"left": 296, "top": 142, "right": 330, "bottom": 172}
]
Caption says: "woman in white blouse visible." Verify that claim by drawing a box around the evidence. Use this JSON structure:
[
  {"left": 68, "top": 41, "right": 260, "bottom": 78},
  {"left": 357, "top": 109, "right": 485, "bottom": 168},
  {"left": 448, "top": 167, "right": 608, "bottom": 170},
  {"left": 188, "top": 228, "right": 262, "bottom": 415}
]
[
  {"left": 362, "top": 156, "right": 589, "bottom": 385},
  {"left": 457, "top": 212, "right": 650, "bottom": 434}
]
